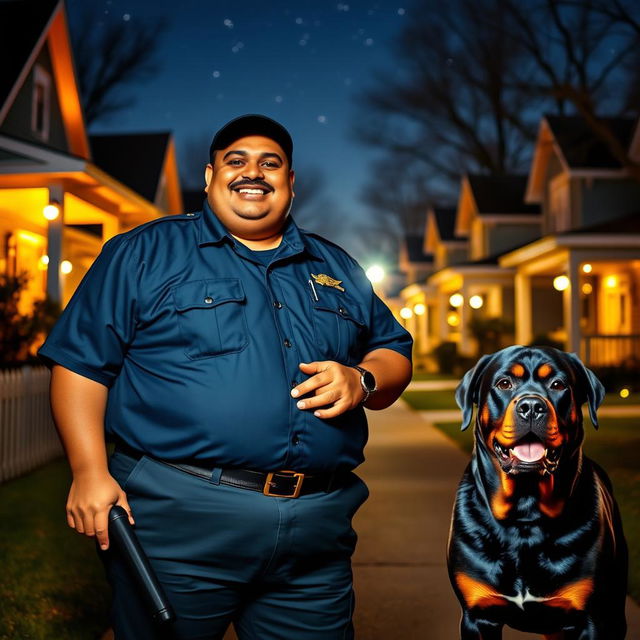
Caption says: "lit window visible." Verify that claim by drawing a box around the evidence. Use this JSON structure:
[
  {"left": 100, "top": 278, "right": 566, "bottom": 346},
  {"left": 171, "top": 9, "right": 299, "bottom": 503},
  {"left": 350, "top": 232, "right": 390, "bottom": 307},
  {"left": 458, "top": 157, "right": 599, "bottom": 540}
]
[{"left": 31, "top": 65, "right": 51, "bottom": 142}]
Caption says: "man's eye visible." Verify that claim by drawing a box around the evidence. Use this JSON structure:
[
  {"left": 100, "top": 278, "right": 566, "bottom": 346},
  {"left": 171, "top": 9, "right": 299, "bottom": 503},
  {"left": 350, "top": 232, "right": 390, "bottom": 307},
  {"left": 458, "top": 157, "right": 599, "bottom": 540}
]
[
  {"left": 262, "top": 161, "right": 279, "bottom": 168},
  {"left": 228, "top": 159, "right": 243, "bottom": 166},
  {"left": 496, "top": 378, "right": 512, "bottom": 390},
  {"left": 550, "top": 379, "right": 566, "bottom": 390}
]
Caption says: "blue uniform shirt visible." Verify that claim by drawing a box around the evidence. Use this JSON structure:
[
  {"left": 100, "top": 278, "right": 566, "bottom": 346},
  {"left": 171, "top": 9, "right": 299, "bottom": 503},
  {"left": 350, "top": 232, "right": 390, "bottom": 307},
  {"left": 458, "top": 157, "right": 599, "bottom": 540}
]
[{"left": 39, "top": 203, "right": 412, "bottom": 472}]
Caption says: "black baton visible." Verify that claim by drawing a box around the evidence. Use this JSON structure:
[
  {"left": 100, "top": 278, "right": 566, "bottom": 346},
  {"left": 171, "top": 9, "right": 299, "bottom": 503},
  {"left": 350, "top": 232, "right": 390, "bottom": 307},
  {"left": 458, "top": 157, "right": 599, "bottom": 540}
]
[{"left": 108, "top": 505, "right": 175, "bottom": 624}]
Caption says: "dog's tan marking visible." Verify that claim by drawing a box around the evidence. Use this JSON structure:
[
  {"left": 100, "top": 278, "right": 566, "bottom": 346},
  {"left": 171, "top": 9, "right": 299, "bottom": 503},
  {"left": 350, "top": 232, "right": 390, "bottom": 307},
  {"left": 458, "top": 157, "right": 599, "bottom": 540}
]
[
  {"left": 545, "top": 578, "right": 594, "bottom": 611},
  {"left": 490, "top": 472, "right": 515, "bottom": 520},
  {"left": 538, "top": 474, "right": 565, "bottom": 518},
  {"left": 511, "top": 363, "right": 525, "bottom": 377},
  {"left": 480, "top": 404, "right": 490, "bottom": 427},
  {"left": 537, "top": 363, "right": 553, "bottom": 378},
  {"left": 455, "top": 573, "right": 508, "bottom": 609}
]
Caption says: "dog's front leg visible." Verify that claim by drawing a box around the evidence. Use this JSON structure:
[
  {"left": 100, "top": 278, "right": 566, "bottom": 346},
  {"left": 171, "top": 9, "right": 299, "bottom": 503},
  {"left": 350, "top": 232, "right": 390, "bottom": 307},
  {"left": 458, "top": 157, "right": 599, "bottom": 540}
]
[{"left": 460, "top": 611, "right": 502, "bottom": 639}]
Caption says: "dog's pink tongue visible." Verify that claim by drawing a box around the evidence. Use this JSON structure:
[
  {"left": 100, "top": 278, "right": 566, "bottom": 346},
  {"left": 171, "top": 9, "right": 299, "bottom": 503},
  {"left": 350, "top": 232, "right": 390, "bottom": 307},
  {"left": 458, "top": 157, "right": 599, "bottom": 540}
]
[{"left": 512, "top": 442, "right": 545, "bottom": 462}]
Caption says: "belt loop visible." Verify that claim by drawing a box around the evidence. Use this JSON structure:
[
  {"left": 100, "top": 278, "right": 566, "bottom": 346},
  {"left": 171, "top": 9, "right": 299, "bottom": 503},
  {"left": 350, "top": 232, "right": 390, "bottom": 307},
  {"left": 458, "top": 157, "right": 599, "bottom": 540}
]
[{"left": 209, "top": 467, "right": 223, "bottom": 485}]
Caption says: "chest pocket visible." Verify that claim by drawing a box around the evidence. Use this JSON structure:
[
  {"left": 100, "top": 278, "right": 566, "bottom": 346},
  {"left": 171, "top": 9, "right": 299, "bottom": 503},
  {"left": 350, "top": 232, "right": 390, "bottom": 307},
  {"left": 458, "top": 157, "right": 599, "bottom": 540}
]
[
  {"left": 311, "top": 287, "right": 367, "bottom": 362},
  {"left": 172, "top": 279, "right": 248, "bottom": 359}
]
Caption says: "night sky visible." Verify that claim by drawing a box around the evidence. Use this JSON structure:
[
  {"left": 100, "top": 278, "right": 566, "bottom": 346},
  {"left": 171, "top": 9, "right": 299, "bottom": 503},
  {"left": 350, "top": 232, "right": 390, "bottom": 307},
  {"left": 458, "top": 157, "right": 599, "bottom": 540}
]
[{"left": 66, "top": 0, "right": 411, "bottom": 262}]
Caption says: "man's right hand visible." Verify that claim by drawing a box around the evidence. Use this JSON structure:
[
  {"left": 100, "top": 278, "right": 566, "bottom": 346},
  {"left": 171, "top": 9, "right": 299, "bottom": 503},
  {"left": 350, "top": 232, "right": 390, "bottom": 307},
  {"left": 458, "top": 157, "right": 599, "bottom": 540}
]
[{"left": 66, "top": 471, "right": 134, "bottom": 550}]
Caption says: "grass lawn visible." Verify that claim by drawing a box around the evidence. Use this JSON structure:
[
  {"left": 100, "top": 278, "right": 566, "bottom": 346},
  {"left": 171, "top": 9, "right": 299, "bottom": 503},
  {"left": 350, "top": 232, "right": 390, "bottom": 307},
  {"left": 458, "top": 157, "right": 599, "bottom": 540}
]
[
  {"left": 429, "top": 417, "right": 640, "bottom": 604},
  {"left": 410, "top": 371, "right": 459, "bottom": 382},
  {"left": 0, "top": 458, "right": 110, "bottom": 640},
  {"left": 402, "top": 389, "right": 459, "bottom": 410}
]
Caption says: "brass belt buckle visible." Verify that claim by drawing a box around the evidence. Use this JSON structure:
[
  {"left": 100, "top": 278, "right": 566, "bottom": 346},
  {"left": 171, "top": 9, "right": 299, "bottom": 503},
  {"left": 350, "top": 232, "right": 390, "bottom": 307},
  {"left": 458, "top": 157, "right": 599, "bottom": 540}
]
[{"left": 263, "top": 470, "right": 305, "bottom": 498}]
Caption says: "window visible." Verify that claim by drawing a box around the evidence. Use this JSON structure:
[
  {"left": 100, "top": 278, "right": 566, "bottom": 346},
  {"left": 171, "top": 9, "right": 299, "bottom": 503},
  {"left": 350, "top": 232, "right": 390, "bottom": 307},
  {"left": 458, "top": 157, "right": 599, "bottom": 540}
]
[{"left": 31, "top": 65, "right": 51, "bottom": 142}]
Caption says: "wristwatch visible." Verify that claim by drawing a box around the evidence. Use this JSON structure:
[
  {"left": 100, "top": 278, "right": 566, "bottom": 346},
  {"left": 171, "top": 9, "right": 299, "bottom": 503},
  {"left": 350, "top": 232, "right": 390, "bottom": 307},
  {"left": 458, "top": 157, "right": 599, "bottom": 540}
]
[{"left": 351, "top": 365, "right": 377, "bottom": 404}]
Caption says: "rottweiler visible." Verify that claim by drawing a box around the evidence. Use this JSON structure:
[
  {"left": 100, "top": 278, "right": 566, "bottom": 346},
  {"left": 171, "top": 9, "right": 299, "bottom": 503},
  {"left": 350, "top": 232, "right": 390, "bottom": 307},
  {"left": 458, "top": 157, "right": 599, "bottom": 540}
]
[{"left": 447, "top": 346, "right": 628, "bottom": 639}]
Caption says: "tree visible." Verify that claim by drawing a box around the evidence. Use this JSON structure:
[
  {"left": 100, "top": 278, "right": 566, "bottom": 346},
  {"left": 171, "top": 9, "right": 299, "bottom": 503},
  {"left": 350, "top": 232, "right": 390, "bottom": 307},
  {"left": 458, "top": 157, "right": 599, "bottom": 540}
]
[
  {"left": 67, "top": 5, "right": 166, "bottom": 126},
  {"left": 356, "top": 0, "right": 640, "bottom": 237}
]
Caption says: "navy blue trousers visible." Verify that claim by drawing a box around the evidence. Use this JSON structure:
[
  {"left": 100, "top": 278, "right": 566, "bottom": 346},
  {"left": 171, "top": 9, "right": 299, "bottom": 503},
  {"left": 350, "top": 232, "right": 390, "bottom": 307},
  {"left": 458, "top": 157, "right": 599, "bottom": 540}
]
[{"left": 102, "top": 451, "right": 369, "bottom": 640}]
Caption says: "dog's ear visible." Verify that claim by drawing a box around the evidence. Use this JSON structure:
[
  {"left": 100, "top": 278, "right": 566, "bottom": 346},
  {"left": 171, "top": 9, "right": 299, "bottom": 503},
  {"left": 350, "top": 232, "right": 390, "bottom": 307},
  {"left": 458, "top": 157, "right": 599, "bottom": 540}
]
[
  {"left": 456, "top": 354, "right": 493, "bottom": 431},
  {"left": 565, "top": 352, "right": 605, "bottom": 429}
]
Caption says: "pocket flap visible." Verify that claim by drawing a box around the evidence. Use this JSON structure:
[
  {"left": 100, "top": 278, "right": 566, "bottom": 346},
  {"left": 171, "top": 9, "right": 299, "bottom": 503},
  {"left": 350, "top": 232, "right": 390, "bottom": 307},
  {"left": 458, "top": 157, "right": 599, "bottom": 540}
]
[
  {"left": 172, "top": 279, "right": 245, "bottom": 312},
  {"left": 314, "top": 290, "right": 366, "bottom": 326}
]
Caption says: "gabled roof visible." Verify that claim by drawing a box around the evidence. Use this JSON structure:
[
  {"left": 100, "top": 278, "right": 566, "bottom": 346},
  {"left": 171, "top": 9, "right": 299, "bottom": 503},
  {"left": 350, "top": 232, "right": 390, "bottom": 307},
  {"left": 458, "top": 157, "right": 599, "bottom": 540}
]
[
  {"left": 90, "top": 133, "right": 171, "bottom": 203},
  {"left": 425, "top": 206, "right": 467, "bottom": 253},
  {"left": 404, "top": 234, "right": 432, "bottom": 264},
  {"left": 558, "top": 211, "right": 640, "bottom": 236},
  {"left": 545, "top": 115, "right": 636, "bottom": 170},
  {"left": 526, "top": 114, "right": 638, "bottom": 203},
  {"left": 0, "top": 0, "right": 59, "bottom": 111},
  {"left": 467, "top": 175, "right": 540, "bottom": 215}
]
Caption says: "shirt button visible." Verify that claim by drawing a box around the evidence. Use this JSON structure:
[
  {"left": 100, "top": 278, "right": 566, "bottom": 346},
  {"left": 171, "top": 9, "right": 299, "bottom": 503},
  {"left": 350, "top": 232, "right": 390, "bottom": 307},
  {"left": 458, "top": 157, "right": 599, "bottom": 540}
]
[
  {"left": 186, "top": 212, "right": 195, "bottom": 217},
  {"left": 292, "top": 436, "right": 300, "bottom": 445},
  {"left": 284, "top": 339, "right": 292, "bottom": 348},
  {"left": 338, "top": 307, "right": 346, "bottom": 315},
  {"left": 273, "top": 300, "right": 283, "bottom": 309},
  {"left": 204, "top": 297, "right": 213, "bottom": 304},
  {"left": 291, "top": 380, "right": 297, "bottom": 388}
]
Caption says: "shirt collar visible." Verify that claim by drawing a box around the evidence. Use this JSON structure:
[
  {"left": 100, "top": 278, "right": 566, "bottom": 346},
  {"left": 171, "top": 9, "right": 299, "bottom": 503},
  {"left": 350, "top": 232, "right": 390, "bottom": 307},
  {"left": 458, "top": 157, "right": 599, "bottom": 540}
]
[{"left": 197, "top": 200, "right": 324, "bottom": 261}]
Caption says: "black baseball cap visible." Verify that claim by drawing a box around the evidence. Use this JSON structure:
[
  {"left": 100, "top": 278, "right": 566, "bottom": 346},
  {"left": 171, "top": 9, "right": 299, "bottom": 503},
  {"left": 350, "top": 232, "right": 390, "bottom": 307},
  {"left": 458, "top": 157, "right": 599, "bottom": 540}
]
[{"left": 209, "top": 114, "right": 293, "bottom": 167}]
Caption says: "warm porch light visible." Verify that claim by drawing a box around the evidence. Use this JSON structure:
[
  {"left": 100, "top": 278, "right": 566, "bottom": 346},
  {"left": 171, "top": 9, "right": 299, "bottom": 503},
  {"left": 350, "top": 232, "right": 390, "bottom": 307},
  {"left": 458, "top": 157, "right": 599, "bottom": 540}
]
[
  {"left": 469, "top": 295, "right": 483, "bottom": 309},
  {"left": 413, "top": 303, "right": 426, "bottom": 315},
  {"left": 60, "top": 260, "right": 73, "bottom": 274},
  {"left": 581, "top": 283, "right": 593, "bottom": 295},
  {"left": 447, "top": 311, "right": 460, "bottom": 327},
  {"left": 400, "top": 307, "right": 413, "bottom": 319},
  {"left": 619, "top": 388, "right": 630, "bottom": 399},
  {"left": 605, "top": 275, "right": 618, "bottom": 288},
  {"left": 553, "top": 275, "right": 570, "bottom": 291},
  {"left": 366, "top": 265, "right": 385, "bottom": 283},
  {"left": 38, "top": 255, "right": 49, "bottom": 270},
  {"left": 449, "top": 293, "right": 464, "bottom": 308},
  {"left": 43, "top": 200, "right": 60, "bottom": 220},
  {"left": 582, "top": 263, "right": 592, "bottom": 274}
]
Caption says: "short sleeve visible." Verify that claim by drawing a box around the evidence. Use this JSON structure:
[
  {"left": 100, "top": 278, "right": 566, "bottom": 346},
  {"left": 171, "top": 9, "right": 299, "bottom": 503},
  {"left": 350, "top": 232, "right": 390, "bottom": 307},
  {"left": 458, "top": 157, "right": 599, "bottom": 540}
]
[
  {"left": 38, "top": 234, "right": 139, "bottom": 387},
  {"left": 351, "top": 264, "right": 413, "bottom": 362}
]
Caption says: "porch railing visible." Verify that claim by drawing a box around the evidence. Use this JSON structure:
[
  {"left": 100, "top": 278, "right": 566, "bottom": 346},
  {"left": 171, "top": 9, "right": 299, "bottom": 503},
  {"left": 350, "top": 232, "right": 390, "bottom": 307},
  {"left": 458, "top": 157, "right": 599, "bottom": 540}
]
[
  {"left": 0, "top": 366, "right": 61, "bottom": 484},
  {"left": 581, "top": 334, "right": 640, "bottom": 368}
]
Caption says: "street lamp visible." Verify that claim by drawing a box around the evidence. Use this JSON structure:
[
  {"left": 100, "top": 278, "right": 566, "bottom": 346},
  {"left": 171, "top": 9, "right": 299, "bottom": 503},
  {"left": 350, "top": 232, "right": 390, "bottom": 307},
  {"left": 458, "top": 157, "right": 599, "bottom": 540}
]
[{"left": 366, "top": 265, "right": 385, "bottom": 284}]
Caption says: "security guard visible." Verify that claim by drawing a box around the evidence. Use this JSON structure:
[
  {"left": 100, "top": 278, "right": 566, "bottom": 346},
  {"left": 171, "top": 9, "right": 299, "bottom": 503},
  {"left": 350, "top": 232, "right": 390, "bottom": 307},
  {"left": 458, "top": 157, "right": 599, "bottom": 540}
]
[{"left": 39, "top": 115, "right": 413, "bottom": 640}]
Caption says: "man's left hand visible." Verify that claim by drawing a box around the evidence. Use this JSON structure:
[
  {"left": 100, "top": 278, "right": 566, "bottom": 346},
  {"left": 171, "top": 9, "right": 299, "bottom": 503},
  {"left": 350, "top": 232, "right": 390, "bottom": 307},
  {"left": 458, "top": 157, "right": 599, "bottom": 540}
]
[{"left": 291, "top": 361, "right": 364, "bottom": 419}]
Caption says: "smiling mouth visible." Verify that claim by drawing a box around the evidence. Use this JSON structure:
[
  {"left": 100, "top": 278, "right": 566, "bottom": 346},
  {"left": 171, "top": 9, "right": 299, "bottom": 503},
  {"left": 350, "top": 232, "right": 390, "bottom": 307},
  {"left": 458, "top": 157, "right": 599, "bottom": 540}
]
[
  {"left": 493, "top": 434, "right": 561, "bottom": 474},
  {"left": 234, "top": 187, "right": 271, "bottom": 195}
]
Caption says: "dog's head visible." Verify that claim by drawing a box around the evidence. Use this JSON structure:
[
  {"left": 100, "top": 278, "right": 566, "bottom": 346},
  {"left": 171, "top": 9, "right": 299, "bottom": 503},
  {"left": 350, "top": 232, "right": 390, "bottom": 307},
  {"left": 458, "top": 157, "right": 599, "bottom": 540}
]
[{"left": 456, "top": 346, "right": 605, "bottom": 475}]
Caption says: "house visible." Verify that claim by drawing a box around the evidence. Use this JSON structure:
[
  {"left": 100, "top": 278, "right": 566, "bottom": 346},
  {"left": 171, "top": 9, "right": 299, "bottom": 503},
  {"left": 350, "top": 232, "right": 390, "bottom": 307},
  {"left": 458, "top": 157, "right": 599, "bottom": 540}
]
[
  {"left": 0, "top": 0, "right": 182, "bottom": 314},
  {"left": 402, "top": 179, "right": 541, "bottom": 364},
  {"left": 500, "top": 115, "right": 640, "bottom": 367}
]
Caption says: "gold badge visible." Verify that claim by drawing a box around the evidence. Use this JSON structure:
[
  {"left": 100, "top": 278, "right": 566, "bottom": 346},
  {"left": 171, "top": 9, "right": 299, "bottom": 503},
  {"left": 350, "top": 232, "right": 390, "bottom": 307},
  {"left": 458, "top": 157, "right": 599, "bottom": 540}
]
[{"left": 311, "top": 273, "right": 345, "bottom": 292}]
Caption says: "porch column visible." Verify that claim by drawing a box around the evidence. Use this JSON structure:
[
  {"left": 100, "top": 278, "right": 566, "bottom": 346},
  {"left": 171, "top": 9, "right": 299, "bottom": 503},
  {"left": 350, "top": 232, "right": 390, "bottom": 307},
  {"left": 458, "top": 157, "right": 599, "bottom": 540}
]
[
  {"left": 46, "top": 184, "right": 64, "bottom": 303},
  {"left": 459, "top": 283, "right": 473, "bottom": 356},
  {"left": 437, "top": 290, "right": 449, "bottom": 344},
  {"left": 514, "top": 271, "right": 532, "bottom": 346},
  {"left": 564, "top": 254, "right": 581, "bottom": 354}
]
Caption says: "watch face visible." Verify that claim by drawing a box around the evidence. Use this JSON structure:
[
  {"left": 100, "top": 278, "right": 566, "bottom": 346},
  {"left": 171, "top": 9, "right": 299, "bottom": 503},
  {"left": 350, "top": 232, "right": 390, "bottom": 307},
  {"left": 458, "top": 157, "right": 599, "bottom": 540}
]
[{"left": 362, "top": 370, "right": 376, "bottom": 392}]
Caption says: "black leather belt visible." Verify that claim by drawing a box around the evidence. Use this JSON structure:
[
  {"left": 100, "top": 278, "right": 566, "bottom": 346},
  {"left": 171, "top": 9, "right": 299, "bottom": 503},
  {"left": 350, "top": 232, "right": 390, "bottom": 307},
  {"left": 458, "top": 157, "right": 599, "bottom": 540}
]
[{"left": 114, "top": 444, "right": 344, "bottom": 498}]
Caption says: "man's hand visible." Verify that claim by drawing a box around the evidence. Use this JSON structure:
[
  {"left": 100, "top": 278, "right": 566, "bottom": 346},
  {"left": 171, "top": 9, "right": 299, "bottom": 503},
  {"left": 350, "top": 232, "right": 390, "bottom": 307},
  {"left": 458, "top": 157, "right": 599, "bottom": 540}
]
[
  {"left": 66, "top": 471, "right": 134, "bottom": 551},
  {"left": 291, "top": 361, "right": 364, "bottom": 419}
]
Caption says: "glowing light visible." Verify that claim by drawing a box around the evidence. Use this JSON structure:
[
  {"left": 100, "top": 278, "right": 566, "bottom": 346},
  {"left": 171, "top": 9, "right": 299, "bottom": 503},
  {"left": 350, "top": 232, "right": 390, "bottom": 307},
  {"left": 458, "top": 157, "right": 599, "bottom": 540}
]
[
  {"left": 469, "top": 295, "right": 484, "bottom": 309},
  {"left": 582, "top": 263, "right": 592, "bottom": 274},
  {"left": 60, "top": 260, "right": 73, "bottom": 274},
  {"left": 581, "top": 283, "right": 593, "bottom": 295},
  {"left": 366, "top": 265, "right": 385, "bottom": 283},
  {"left": 38, "top": 255, "right": 49, "bottom": 270},
  {"left": 17, "top": 231, "right": 41, "bottom": 244},
  {"left": 43, "top": 202, "right": 60, "bottom": 220},
  {"left": 447, "top": 311, "right": 460, "bottom": 327},
  {"left": 619, "top": 388, "right": 630, "bottom": 399},
  {"left": 605, "top": 275, "right": 618, "bottom": 288},
  {"left": 413, "top": 303, "right": 426, "bottom": 316},
  {"left": 449, "top": 293, "right": 463, "bottom": 308},
  {"left": 400, "top": 307, "right": 413, "bottom": 320},
  {"left": 553, "top": 275, "right": 570, "bottom": 291}
]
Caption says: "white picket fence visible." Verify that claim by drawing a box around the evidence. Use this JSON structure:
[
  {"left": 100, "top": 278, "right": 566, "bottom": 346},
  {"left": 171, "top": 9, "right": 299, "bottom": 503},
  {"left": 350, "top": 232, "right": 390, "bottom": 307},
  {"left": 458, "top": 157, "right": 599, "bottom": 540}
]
[{"left": 0, "top": 366, "right": 62, "bottom": 483}]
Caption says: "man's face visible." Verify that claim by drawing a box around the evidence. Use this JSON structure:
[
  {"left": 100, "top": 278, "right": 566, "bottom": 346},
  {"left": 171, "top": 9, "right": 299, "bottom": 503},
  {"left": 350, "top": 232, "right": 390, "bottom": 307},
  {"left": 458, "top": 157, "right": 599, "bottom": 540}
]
[{"left": 204, "top": 135, "right": 295, "bottom": 241}]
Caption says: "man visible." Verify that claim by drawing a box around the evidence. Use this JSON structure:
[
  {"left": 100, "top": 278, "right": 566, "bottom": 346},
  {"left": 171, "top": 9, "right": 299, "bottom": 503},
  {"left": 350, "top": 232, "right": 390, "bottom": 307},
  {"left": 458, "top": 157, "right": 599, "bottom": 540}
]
[{"left": 39, "top": 115, "right": 412, "bottom": 640}]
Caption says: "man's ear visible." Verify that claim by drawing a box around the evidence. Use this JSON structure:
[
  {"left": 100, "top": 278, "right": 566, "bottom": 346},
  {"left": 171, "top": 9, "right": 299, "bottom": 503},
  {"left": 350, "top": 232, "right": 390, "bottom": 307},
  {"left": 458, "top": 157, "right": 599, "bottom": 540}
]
[
  {"left": 565, "top": 352, "right": 605, "bottom": 429},
  {"left": 455, "top": 354, "right": 493, "bottom": 431},
  {"left": 204, "top": 164, "right": 213, "bottom": 193},
  {"left": 289, "top": 169, "right": 295, "bottom": 197}
]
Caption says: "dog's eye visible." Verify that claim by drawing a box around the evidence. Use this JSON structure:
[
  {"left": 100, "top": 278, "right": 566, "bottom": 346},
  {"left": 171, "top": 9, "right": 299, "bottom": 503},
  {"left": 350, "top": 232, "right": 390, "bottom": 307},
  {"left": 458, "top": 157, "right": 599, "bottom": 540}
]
[
  {"left": 496, "top": 378, "right": 512, "bottom": 390},
  {"left": 550, "top": 379, "right": 566, "bottom": 391}
]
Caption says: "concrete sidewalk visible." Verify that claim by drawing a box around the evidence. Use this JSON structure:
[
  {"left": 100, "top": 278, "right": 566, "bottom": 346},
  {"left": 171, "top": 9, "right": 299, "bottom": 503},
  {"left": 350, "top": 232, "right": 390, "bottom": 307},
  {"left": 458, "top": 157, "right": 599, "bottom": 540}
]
[{"left": 352, "top": 399, "right": 640, "bottom": 639}]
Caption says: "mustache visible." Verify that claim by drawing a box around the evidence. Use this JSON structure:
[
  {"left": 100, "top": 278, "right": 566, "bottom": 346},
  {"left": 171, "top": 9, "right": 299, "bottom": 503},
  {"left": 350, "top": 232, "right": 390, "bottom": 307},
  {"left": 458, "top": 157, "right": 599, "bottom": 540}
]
[{"left": 230, "top": 178, "right": 273, "bottom": 192}]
